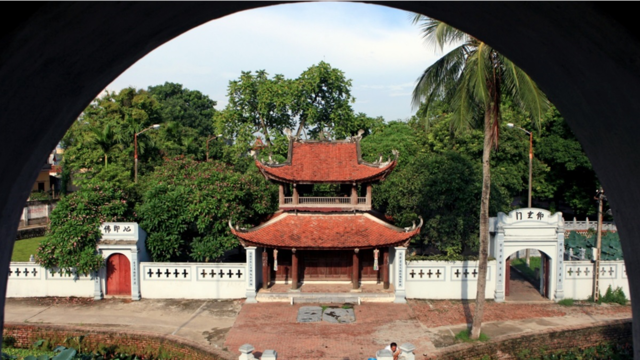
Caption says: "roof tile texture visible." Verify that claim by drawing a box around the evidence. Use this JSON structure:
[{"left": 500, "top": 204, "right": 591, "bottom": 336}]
[
  {"left": 256, "top": 142, "right": 394, "bottom": 183},
  {"left": 231, "top": 212, "right": 420, "bottom": 249}
]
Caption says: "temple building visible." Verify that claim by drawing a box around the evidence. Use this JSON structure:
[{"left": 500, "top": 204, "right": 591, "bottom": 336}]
[{"left": 230, "top": 133, "right": 422, "bottom": 295}]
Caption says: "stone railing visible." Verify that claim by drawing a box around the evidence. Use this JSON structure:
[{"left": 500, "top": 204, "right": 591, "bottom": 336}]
[
  {"left": 281, "top": 196, "right": 370, "bottom": 210},
  {"left": 564, "top": 218, "right": 616, "bottom": 232},
  {"left": 238, "top": 343, "right": 417, "bottom": 360}
]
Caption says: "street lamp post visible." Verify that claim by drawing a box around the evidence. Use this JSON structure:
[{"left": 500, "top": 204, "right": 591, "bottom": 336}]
[
  {"left": 507, "top": 123, "right": 533, "bottom": 266},
  {"left": 206, "top": 134, "right": 223, "bottom": 161},
  {"left": 134, "top": 124, "right": 160, "bottom": 183}
]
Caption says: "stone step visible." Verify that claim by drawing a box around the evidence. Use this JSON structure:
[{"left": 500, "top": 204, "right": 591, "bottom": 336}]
[{"left": 256, "top": 292, "right": 395, "bottom": 304}]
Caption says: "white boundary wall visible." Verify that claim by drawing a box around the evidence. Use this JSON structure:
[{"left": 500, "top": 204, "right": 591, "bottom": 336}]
[
  {"left": 563, "top": 260, "right": 629, "bottom": 300},
  {"left": 405, "top": 260, "right": 496, "bottom": 299},
  {"left": 140, "top": 262, "right": 246, "bottom": 299},
  {"left": 6, "top": 262, "right": 94, "bottom": 297}
]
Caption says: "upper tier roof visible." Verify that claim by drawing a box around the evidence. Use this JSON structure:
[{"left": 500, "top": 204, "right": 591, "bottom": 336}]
[
  {"left": 254, "top": 137, "right": 398, "bottom": 184},
  {"left": 229, "top": 212, "right": 422, "bottom": 250}
]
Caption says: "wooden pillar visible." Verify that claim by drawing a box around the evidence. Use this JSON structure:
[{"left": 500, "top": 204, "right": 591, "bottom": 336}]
[
  {"left": 278, "top": 184, "right": 284, "bottom": 206},
  {"left": 351, "top": 183, "right": 358, "bottom": 205},
  {"left": 352, "top": 249, "right": 360, "bottom": 290},
  {"left": 262, "top": 249, "right": 269, "bottom": 290},
  {"left": 291, "top": 248, "right": 298, "bottom": 290},
  {"left": 366, "top": 184, "right": 372, "bottom": 206},
  {"left": 383, "top": 248, "right": 390, "bottom": 289},
  {"left": 293, "top": 184, "right": 299, "bottom": 205}
]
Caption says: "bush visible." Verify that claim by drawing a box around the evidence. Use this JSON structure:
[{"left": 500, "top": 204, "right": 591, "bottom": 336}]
[
  {"left": 454, "top": 329, "right": 489, "bottom": 342},
  {"left": 36, "top": 182, "right": 135, "bottom": 275},
  {"left": 589, "top": 285, "right": 627, "bottom": 305}
]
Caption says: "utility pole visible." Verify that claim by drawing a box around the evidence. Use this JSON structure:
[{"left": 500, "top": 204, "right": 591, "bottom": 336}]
[{"left": 592, "top": 187, "right": 605, "bottom": 302}]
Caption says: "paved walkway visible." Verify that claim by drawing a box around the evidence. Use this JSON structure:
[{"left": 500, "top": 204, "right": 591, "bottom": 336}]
[{"left": 3, "top": 297, "right": 632, "bottom": 359}]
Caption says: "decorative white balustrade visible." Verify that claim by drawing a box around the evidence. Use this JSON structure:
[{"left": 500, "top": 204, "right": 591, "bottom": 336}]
[
  {"left": 564, "top": 218, "right": 617, "bottom": 231},
  {"left": 281, "top": 196, "right": 369, "bottom": 209}
]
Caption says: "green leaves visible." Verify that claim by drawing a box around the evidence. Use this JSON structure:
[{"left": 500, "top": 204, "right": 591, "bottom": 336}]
[
  {"left": 137, "top": 157, "right": 277, "bottom": 262},
  {"left": 36, "top": 183, "right": 136, "bottom": 275}
]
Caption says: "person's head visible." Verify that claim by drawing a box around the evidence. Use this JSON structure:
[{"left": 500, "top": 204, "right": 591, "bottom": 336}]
[{"left": 390, "top": 342, "right": 397, "bottom": 351}]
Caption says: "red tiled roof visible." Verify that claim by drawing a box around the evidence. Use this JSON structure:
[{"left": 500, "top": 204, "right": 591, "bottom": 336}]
[
  {"left": 230, "top": 212, "right": 421, "bottom": 249},
  {"left": 255, "top": 141, "right": 396, "bottom": 183}
]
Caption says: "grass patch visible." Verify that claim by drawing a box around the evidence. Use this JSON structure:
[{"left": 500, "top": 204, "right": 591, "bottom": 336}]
[
  {"left": 341, "top": 304, "right": 353, "bottom": 309},
  {"left": 511, "top": 256, "right": 541, "bottom": 281},
  {"left": 557, "top": 298, "right": 574, "bottom": 306},
  {"left": 12, "top": 236, "right": 45, "bottom": 262},
  {"left": 2, "top": 346, "right": 56, "bottom": 359},
  {"left": 454, "top": 329, "right": 489, "bottom": 342}
]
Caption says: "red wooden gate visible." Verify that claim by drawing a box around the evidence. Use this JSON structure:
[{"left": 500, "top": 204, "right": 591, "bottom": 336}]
[
  {"left": 106, "top": 253, "right": 131, "bottom": 296},
  {"left": 505, "top": 257, "right": 511, "bottom": 296},
  {"left": 543, "top": 253, "right": 550, "bottom": 298}
]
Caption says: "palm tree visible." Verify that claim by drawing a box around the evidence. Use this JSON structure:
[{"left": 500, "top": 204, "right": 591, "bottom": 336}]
[
  {"left": 412, "top": 15, "right": 550, "bottom": 339},
  {"left": 88, "top": 122, "right": 119, "bottom": 168}
]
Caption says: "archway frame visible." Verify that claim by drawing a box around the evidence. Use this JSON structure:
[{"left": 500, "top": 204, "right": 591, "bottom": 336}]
[{"left": 2, "top": 2, "right": 640, "bottom": 356}]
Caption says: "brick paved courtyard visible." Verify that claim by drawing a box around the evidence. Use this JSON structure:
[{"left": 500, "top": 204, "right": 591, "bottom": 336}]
[{"left": 224, "top": 300, "right": 631, "bottom": 360}]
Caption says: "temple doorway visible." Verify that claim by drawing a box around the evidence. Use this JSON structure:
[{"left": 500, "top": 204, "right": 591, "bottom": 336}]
[
  {"left": 106, "top": 253, "right": 131, "bottom": 296},
  {"left": 506, "top": 249, "right": 551, "bottom": 301}
]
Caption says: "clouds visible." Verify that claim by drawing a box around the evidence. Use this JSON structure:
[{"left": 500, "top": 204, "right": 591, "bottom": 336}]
[{"left": 106, "top": 2, "right": 441, "bottom": 122}]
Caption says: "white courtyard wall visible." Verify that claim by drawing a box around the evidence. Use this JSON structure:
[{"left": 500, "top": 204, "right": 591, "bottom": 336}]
[
  {"left": 7, "top": 262, "right": 94, "bottom": 298},
  {"left": 562, "top": 260, "right": 629, "bottom": 300},
  {"left": 140, "top": 262, "right": 246, "bottom": 299},
  {"left": 405, "top": 260, "right": 496, "bottom": 299}
]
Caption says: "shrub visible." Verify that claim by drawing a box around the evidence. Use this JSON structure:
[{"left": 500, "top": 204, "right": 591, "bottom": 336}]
[
  {"left": 557, "top": 298, "right": 574, "bottom": 306},
  {"left": 454, "top": 329, "right": 489, "bottom": 342}
]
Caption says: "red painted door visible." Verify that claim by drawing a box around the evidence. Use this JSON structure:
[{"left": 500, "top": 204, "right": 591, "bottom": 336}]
[
  {"left": 106, "top": 253, "right": 131, "bottom": 295},
  {"left": 301, "top": 251, "right": 351, "bottom": 281},
  {"left": 505, "top": 257, "right": 511, "bottom": 296},
  {"left": 543, "top": 254, "right": 551, "bottom": 299}
]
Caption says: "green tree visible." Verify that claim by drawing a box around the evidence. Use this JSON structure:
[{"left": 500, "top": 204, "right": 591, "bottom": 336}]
[
  {"left": 293, "top": 61, "right": 355, "bottom": 139},
  {"left": 88, "top": 122, "right": 120, "bottom": 168},
  {"left": 36, "top": 183, "right": 136, "bottom": 275},
  {"left": 411, "top": 15, "right": 550, "bottom": 338},
  {"left": 137, "top": 156, "right": 277, "bottom": 262}
]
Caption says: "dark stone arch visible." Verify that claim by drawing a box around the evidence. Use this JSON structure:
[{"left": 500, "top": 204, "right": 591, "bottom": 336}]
[{"left": 2, "top": 2, "right": 640, "bottom": 356}]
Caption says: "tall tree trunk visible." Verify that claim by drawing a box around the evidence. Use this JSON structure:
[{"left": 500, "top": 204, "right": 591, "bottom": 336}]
[
  {"left": 471, "top": 107, "right": 493, "bottom": 339},
  {"left": 105, "top": 154, "right": 108, "bottom": 168},
  {"left": 259, "top": 116, "right": 272, "bottom": 147}
]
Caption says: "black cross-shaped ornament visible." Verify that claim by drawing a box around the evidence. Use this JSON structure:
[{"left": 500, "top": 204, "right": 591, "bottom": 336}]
[
  {"left": 201, "top": 269, "right": 207, "bottom": 278},
  {"left": 173, "top": 269, "right": 180, "bottom": 278},
  {"left": 15, "top": 268, "right": 21, "bottom": 276},
  {"left": 419, "top": 270, "right": 424, "bottom": 278},
  {"left": 567, "top": 268, "right": 573, "bottom": 276},
  {"left": 427, "top": 270, "right": 433, "bottom": 278},
  {"left": 463, "top": 269, "right": 469, "bottom": 278},
  {"left": 435, "top": 270, "right": 441, "bottom": 278},
  {"left": 182, "top": 269, "right": 189, "bottom": 278},
  {"left": 410, "top": 270, "right": 416, "bottom": 278},
  {"left": 236, "top": 269, "right": 243, "bottom": 278},
  {"left": 148, "top": 269, "right": 154, "bottom": 278},
  {"left": 32, "top": 268, "right": 38, "bottom": 277},
  {"left": 454, "top": 269, "right": 461, "bottom": 278},
  {"left": 227, "top": 269, "right": 233, "bottom": 278},
  {"left": 472, "top": 269, "right": 478, "bottom": 278},
  {"left": 210, "top": 269, "right": 216, "bottom": 278},
  {"left": 165, "top": 269, "right": 171, "bottom": 278},
  {"left": 219, "top": 269, "right": 225, "bottom": 277},
  {"left": 609, "top": 267, "right": 615, "bottom": 276}
]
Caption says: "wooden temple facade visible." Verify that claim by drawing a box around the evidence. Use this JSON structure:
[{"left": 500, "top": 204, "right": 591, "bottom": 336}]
[{"left": 230, "top": 134, "right": 422, "bottom": 291}]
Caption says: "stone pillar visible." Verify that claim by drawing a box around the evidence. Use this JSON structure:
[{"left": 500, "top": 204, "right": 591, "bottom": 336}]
[
  {"left": 130, "top": 249, "right": 140, "bottom": 301},
  {"left": 399, "top": 343, "right": 416, "bottom": 360},
  {"left": 366, "top": 184, "right": 372, "bottom": 206},
  {"left": 262, "top": 350, "right": 277, "bottom": 360},
  {"left": 93, "top": 268, "right": 103, "bottom": 300},
  {"left": 293, "top": 184, "right": 299, "bottom": 205},
  {"left": 494, "top": 225, "right": 506, "bottom": 302},
  {"left": 22, "top": 206, "right": 28, "bottom": 227},
  {"left": 245, "top": 247, "right": 258, "bottom": 303},
  {"left": 278, "top": 185, "right": 284, "bottom": 206},
  {"left": 262, "top": 249, "right": 269, "bottom": 290},
  {"left": 238, "top": 344, "right": 257, "bottom": 360},
  {"left": 376, "top": 349, "right": 393, "bottom": 360},
  {"left": 555, "top": 225, "right": 565, "bottom": 301},
  {"left": 351, "top": 184, "right": 358, "bottom": 205},
  {"left": 383, "top": 248, "right": 390, "bottom": 289},
  {"left": 352, "top": 249, "right": 360, "bottom": 290},
  {"left": 291, "top": 248, "right": 299, "bottom": 291},
  {"left": 393, "top": 247, "right": 407, "bottom": 303}
]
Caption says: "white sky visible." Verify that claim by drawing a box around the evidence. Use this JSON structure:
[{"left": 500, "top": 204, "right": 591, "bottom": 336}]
[{"left": 106, "top": 2, "right": 444, "bottom": 122}]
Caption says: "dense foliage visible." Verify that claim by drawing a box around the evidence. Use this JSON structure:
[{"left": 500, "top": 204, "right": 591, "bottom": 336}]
[
  {"left": 137, "top": 157, "right": 277, "bottom": 262},
  {"left": 565, "top": 231, "right": 623, "bottom": 260},
  {"left": 36, "top": 183, "right": 135, "bottom": 274}
]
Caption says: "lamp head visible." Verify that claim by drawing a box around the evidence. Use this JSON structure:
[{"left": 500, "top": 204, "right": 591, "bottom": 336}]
[
  {"left": 506, "top": 123, "right": 515, "bottom": 128},
  {"left": 151, "top": 124, "right": 161, "bottom": 129}
]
